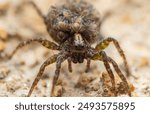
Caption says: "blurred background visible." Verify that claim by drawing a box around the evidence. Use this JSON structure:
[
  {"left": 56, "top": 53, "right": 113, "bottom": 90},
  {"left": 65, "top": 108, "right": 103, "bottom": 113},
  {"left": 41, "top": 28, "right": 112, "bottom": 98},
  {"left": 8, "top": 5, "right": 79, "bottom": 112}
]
[{"left": 0, "top": 0, "right": 150, "bottom": 97}]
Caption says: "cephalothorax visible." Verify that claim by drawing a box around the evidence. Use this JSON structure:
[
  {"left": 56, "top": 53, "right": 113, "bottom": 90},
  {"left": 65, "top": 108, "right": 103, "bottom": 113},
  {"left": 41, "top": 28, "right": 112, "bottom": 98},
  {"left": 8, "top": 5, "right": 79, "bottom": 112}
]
[{"left": 7, "top": 0, "right": 131, "bottom": 96}]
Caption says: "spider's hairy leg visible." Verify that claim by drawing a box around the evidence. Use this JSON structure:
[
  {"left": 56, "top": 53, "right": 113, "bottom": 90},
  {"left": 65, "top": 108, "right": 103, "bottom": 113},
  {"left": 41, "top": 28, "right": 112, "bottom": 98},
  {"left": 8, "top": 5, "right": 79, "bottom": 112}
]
[
  {"left": 85, "top": 59, "right": 91, "bottom": 73},
  {"left": 27, "top": 54, "right": 58, "bottom": 97},
  {"left": 51, "top": 53, "right": 68, "bottom": 96},
  {"left": 92, "top": 51, "right": 131, "bottom": 96},
  {"left": 8, "top": 38, "right": 60, "bottom": 59},
  {"left": 27, "top": 1, "right": 46, "bottom": 23},
  {"left": 95, "top": 37, "right": 130, "bottom": 76},
  {"left": 92, "top": 51, "right": 117, "bottom": 96},
  {"left": 67, "top": 58, "right": 72, "bottom": 72},
  {"left": 107, "top": 56, "right": 131, "bottom": 96},
  {"left": 15, "top": 0, "right": 46, "bottom": 23},
  {"left": 101, "top": 11, "right": 113, "bottom": 25}
]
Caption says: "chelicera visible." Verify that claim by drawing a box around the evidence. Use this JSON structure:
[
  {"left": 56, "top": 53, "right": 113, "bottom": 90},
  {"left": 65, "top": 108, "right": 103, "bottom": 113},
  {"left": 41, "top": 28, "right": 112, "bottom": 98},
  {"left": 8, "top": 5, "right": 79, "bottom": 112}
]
[{"left": 7, "top": 0, "right": 131, "bottom": 96}]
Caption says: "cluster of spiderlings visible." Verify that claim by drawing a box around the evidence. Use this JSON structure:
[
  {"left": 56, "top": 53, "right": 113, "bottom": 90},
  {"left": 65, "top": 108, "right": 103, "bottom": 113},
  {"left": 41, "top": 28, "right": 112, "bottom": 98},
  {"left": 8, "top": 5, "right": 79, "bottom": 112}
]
[{"left": 45, "top": 0, "right": 101, "bottom": 44}]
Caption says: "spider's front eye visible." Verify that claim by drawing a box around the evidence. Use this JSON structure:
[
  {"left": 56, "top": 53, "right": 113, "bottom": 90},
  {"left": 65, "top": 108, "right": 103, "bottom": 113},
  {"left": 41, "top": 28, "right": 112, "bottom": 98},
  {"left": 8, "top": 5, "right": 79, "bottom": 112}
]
[
  {"left": 57, "top": 31, "right": 68, "bottom": 42},
  {"left": 57, "top": 31, "right": 65, "bottom": 38}
]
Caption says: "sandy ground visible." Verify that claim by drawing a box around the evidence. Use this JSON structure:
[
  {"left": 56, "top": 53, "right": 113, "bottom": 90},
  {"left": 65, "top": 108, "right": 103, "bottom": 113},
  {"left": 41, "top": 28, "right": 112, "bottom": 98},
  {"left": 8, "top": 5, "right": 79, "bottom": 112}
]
[{"left": 0, "top": 0, "right": 150, "bottom": 97}]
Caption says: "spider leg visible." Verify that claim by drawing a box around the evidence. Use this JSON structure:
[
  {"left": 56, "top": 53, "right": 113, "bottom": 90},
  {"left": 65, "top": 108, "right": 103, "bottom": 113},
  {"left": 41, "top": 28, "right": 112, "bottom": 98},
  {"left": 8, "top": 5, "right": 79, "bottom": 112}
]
[
  {"left": 27, "top": 54, "right": 58, "bottom": 97},
  {"left": 85, "top": 58, "right": 91, "bottom": 73},
  {"left": 51, "top": 53, "right": 68, "bottom": 96},
  {"left": 8, "top": 37, "right": 60, "bottom": 59},
  {"left": 107, "top": 56, "right": 131, "bottom": 96},
  {"left": 92, "top": 51, "right": 131, "bottom": 96},
  {"left": 67, "top": 57, "right": 72, "bottom": 72},
  {"left": 27, "top": 1, "right": 46, "bottom": 23},
  {"left": 95, "top": 37, "right": 130, "bottom": 76},
  {"left": 92, "top": 51, "right": 117, "bottom": 96},
  {"left": 15, "top": 0, "right": 46, "bottom": 23}
]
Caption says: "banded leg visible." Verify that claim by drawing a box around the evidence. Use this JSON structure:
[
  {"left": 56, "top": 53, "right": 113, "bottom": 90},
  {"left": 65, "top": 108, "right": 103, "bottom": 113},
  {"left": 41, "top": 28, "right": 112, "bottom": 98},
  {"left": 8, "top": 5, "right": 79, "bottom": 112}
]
[
  {"left": 95, "top": 37, "right": 130, "bottom": 76},
  {"left": 100, "top": 11, "right": 113, "bottom": 26},
  {"left": 20, "top": 1, "right": 54, "bottom": 37},
  {"left": 8, "top": 38, "right": 60, "bottom": 59},
  {"left": 15, "top": 0, "right": 46, "bottom": 22},
  {"left": 107, "top": 56, "right": 131, "bottom": 96},
  {"left": 92, "top": 51, "right": 117, "bottom": 96},
  {"left": 85, "top": 59, "right": 91, "bottom": 73},
  {"left": 67, "top": 58, "right": 72, "bottom": 72},
  {"left": 27, "top": 54, "right": 58, "bottom": 97},
  {"left": 28, "top": 1, "right": 46, "bottom": 23},
  {"left": 51, "top": 54, "right": 68, "bottom": 96}
]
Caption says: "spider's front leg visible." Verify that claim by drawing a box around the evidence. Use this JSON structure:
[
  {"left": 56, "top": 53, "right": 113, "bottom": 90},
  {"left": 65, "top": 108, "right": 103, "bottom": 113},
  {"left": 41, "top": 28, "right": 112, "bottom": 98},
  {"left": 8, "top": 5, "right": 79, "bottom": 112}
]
[
  {"left": 95, "top": 37, "right": 130, "bottom": 76},
  {"left": 51, "top": 53, "right": 68, "bottom": 96},
  {"left": 106, "top": 56, "right": 131, "bottom": 96},
  {"left": 92, "top": 51, "right": 131, "bottom": 96},
  {"left": 7, "top": 37, "right": 60, "bottom": 60},
  {"left": 92, "top": 51, "right": 116, "bottom": 96},
  {"left": 27, "top": 54, "right": 58, "bottom": 97}
]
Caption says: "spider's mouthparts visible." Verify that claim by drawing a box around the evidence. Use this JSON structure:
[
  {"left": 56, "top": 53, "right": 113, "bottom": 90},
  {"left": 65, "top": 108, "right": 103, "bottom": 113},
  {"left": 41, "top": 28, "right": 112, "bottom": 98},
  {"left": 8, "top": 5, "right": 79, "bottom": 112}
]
[{"left": 72, "top": 49, "right": 86, "bottom": 53}]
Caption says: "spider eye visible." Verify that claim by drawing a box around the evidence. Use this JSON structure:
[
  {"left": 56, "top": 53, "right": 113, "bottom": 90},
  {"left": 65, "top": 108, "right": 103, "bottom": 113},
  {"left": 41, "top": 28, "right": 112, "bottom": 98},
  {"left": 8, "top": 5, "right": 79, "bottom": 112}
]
[
  {"left": 57, "top": 31, "right": 68, "bottom": 42},
  {"left": 57, "top": 31, "right": 65, "bottom": 38}
]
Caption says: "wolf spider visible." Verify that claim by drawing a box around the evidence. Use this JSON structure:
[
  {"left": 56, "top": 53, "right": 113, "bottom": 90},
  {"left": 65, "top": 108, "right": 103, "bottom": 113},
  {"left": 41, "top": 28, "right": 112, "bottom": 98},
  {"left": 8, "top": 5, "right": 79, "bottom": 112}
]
[{"left": 5, "top": 0, "right": 131, "bottom": 97}]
